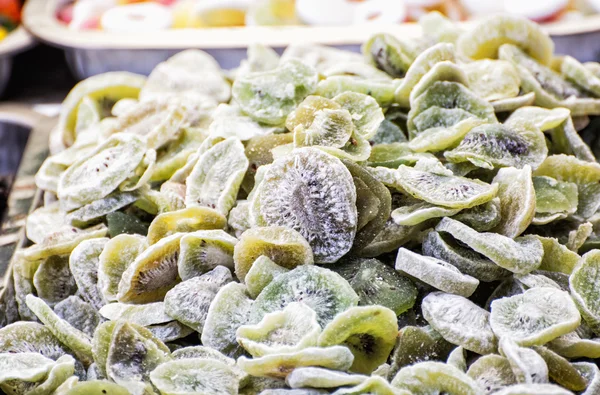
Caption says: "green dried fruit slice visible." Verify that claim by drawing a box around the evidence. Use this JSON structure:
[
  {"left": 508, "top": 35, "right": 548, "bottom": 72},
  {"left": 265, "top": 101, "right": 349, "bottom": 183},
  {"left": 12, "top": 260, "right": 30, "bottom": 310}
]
[
  {"left": 335, "top": 258, "right": 417, "bottom": 316},
  {"left": 286, "top": 367, "right": 367, "bottom": 389},
  {"left": 445, "top": 123, "right": 548, "bottom": 170},
  {"left": 462, "top": 60, "right": 520, "bottom": 101},
  {"left": 67, "top": 192, "right": 138, "bottom": 228},
  {"left": 242, "top": 133, "right": 294, "bottom": 194},
  {"left": 499, "top": 338, "right": 548, "bottom": 384},
  {"left": 185, "top": 137, "right": 248, "bottom": 216},
  {"left": 25, "top": 354, "right": 76, "bottom": 395},
  {"left": 237, "top": 302, "right": 321, "bottom": 357},
  {"left": 164, "top": 266, "right": 232, "bottom": 333},
  {"left": 150, "top": 127, "right": 207, "bottom": 183},
  {"left": 566, "top": 222, "right": 593, "bottom": 252},
  {"left": 146, "top": 206, "right": 226, "bottom": 245},
  {"left": 419, "top": 11, "right": 463, "bottom": 44},
  {"left": 57, "top": 134, "right": 147, "bottom": 212},
  {"left": 0, "top": 352, "right": 55, "bottom": 383},
  {"left": 395, "top": 248, "right": 479, "bottom": 297},
  {"left": 59, "top": 72, "right": 146, "bottom": 146},
  {"left": 492, "top": 93, "right": 537, "bottom": 113},
  {"left": 117, "top": 233, "right": 183, "bottom": 304},
  {"left": 491, "top": 166, "right": 536, "bottom": 238},
  {"left": 548, "top": 118, "right": 595, "bottom": 162},
  {"left": 316, "top": 77, "right": 398, "bottom": 107},
  {"left": 457, "top": 15, "right": 553, "bottom": 65},
  {"left": 317, "top": 305, "right": 397, "bottom": 374},
  {"left": 36, "top": 140, "right": 98, "bottom": 193},
  {"left": 447, "top": 347, "right": 467, "bottom": 372},
  {"left": 251, "top": 265, "right": 359, "bottom": 328},
  {"left": 362, "top": 33, "right": 415, "bottom": 78},
  {"left": 150, "top": 358, "right": 239, "bottom": 395},
  {"left": 0, "top": 322, "right": 72, "bottom": 361},
  {"left": 409, "top": 61, "right": 470, "bottom": 108},
  {"left": 390, "top": 361, "right": 482, "bottom": 395},
  {"left": 394, "top": 43, "right": 455, "bottom": 106},
  {"left": 234, "top": 226, "right": 314, "bottom": 282},
  {"left": 422, "top": 292, "right": 497, "bottom": 355},
  {"left": 201, "top": 282, "right": 254, "bottom": 358},
  {"left": 411, "top": 107, "right": 477, "bottom": 138},
  {"left": 98, "top": 234, "right": 146, "bottom": 302},
  {"left": 292, "top": 107, "right": 355, "bottom": 150},
  {"left": 388, "top": 326, "right": 454, "bottom": 379},
  {"left": 370, "top": 165, "right": 497, "bottom": 209},
  {"left": 367, "top": 143, "right": 434, "bottom": 168},
  {"left": 232, "top": 60, "right": 318, "bottom": 125},
  {"left": 245, "top": 256, "right": 289, "bottom": 299},
  {"left": 59, "top": 381, "right": 131, "bottom": 395},
  {"left": 98, "top": 301, "right": 171, "bottom": 327},
  {"left": 22, "top": 224, "right": 108, "bottom": 262},
  {"left": 229, "top": 201, "right": 252, "bottom": 238},
  {"left": 53, "top": 296, "right": 101, "bottom": 341},
  {"left": 26, "top": 203, "right": 64, "bottom": 245},
  {"left": 33, "top": 255, "right": 77, "bottom": 306},
  {"left": 490, "top": 287, "right": 581, "bottom": 346},
  {"left": 408, "top": 118, "right": 485, "bottom": 154},
  {"left": 561, "top": 55, "right": 600, "bottom": 97},
  {"left": 392, "top": 202, "right": 461, "bottom": 226},
  {"left": 452, "top": 197, "right": 502, "bottom": 232},
  {"left": 533, "top": 154, "right": 600, "bottom": 184},
  {"left": 237, "top": 346, "right": 354, "bottom": 379},
  {"left": 25, "top": 295, "right": 93, "bottom": 367},
  {"left": 505, "top": 107, "right": 571, "bottom": 132},
  {"left": 333, "top": 92, "right": 384, "bottom": 140},
  {"left": 422, "top": 231, "right": 508, "bottom": 282},
  {"left": 547, "top": 331, "right": 600, "bottom": 358},
  {"left": 530, "top": 346, "right": 587, "bottom": 391},
  {"left": 570, "top": 250, "right": 600, "bottom": 332},
  {"left": 250, "top": 148, "right": 357, "bottom": 263},
  {"left": 105, "top": 321, "right": 170, "bottom": 395},
  {"left": 436, "top": 217, "right": 543, "bottom": 274},
  {"left": 333, "top": 375, "right": 410, "bottom": 395},
  {"left": 75, "top": 95, "right": 101, "bottom": 135},
  {"left": 140, "top": 49, "right": 230, "bottom": 103},
  {"left": 69, "top": 238, "right": 109, "bottom": 309},
  {"left": 533, "top": 176, "right": 579, "bottom": 218},
  {"left": 467, "top": 354, "right": 516, "bottom": 394},
  {"left": 493, "top": 384, "right": 573, "bottom": 395},
  {"left": 177, "top": 230, "right": 237, "bottom": 280}
]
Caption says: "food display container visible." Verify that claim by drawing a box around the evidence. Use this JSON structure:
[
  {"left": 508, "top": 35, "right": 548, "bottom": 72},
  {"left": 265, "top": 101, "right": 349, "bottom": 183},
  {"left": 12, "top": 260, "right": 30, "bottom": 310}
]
[
  {"left": 0, "top": 106, "right": 54, "bottom": 286},
  {"left": 25, "top": 0, "right": 600, "bottom": 80},
  {"left": 0, "top": 27, "right": 35, "bottom": 95}
]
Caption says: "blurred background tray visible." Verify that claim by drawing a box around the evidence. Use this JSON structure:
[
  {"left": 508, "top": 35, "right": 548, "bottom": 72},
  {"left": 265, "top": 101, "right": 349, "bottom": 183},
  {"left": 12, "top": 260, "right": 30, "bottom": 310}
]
[{"left": 24, "top": 0, "right": 600, "bottom": 80}]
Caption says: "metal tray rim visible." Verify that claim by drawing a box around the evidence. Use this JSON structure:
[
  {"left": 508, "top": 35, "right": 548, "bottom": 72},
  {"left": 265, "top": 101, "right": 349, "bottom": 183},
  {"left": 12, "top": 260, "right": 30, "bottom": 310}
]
[{"left": 23, "top": 0, "right": 600, "bottom": 51}]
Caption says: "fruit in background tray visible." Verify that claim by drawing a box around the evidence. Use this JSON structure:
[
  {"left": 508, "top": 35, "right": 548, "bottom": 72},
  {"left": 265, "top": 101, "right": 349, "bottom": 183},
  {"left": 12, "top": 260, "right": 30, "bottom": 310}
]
[
  {"left": 295, "top": 0, "right": 354, "bottom": 25},
  {"left": 100, "top": 2, "right": 172, "bottom": 32},
  {"left": 353, "top": 0, "right": 407, "bottom": 25},
  {"left": 504, "top": 0, "right": 570, "bottom": 23}
]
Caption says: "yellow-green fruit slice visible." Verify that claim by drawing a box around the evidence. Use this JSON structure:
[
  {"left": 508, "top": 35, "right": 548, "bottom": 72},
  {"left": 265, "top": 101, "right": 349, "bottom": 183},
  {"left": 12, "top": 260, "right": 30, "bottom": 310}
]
[
  {"left": 59, "top": 72, "right": 146, "bottom": 146},
  {"left": 531, "top": 346, "right": 587, "bottom": 391},
  {"left": 237, "top": 302, "right": 321, "bottom": 357},
  {"left": 462, "top": 60, "right": 520, "bottom": 102},
  {"left": 286, "top": 367, "right": 367, "bottom": 389},
  {"left": 422, "top": 292, "right": 497, "bottom": 355},
  {"left": 245, "top": 256, "right": 289, "bottom": 299},
  {"left": 490, "top": 287, "right": 581, "bottom": 346},
  {"left": 457, "top": 15, "right": 553, "bottom": 65},
  {"left": 177, "top": 230, "right": 237, "bottom": 280},
  {"left": 570, "top": 250, "right": 600, "bottom": 332},
  {"left": 467, "top": 354, "right": 516, "bottom": 394},
  {"left": 234, "top": 226, "right": 313, "bottom": 282},
  {"left": 237, "top": 346, "right": 354, "bottom": 379},
  {"left": 391, "top": 361, "right": 483, "bottom": 395},
  {"left": 491, "top": 166, "right": 536, "bottom": 238},
  {"left": 317, "top": 305, "right": 398, "bottom": 374},
  {"left": 98, "top": 234, "right": 146, "bottom": 302},
  {"left": 493, "top": 383, "right": 574, "bottom": 395},
  {"left": 146, "top": 206, "right": 227, "bottom": 245}
]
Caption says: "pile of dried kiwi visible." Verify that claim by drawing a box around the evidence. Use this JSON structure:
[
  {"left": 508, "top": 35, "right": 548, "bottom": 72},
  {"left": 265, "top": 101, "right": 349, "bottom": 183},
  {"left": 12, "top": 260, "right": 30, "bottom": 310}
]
[{"left": 2, "top": 11, "right": 600, "bottom": 395}]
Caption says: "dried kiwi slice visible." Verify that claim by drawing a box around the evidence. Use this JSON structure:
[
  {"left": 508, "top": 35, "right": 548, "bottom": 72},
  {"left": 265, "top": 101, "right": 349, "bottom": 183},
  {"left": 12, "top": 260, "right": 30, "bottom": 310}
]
[
  {"left": 250, "top": 147, "right": 358, "bottom": 264},
  {"left": 232, "top": 60, "right": 318, "bottom": 125},
  {"left": 251, "top": 265, "right": 359, "bottom": 328},
  {"left": 362, "top": 33, "right": 415, "bottom": 78},
  {"left": 422, "top": 292, "right": 497, "bottom": 355},
  {"left": 317, "top": 305, "right": 398, "bottom": 374},
  {"left": 33, "top": 255, "right": 77, "bottom": 307},
  {"left": 436, "top": 217, "right": 543, "bottom": 274},
  {"left": 490, "top": 287, "right": 581, "bottom": 346},
  {"left": 117, "top": 232, "right": 183, "bottom": 304},
  {"left": 177, "top": 230, "right": 237, "bottom": 280},
  {"left": 391, "top": 361, "right": 482, "bottom": 395},
  {"left": 335, "top": 257, "right": 417, "bottom": 315},
  {"left": 237, "top": 302, "right": 321, "bottom": 357},
  {"left": 445, "top": 123, "right": 547, "bottom": 170},
  {"left": 286, "top": 367, "right": 367, "bottom": 389},
  {"left": 245, "top": 256, "right": 289, "bottom": 299},
  {"left": 370, "top": 165, "right": 497, "bottom": 210},
  {"left": 491, "top": 166, "right": 536, "bottom": 238},
  {"left": 457, "top": 14, "right": 553, "bottom": 65},
  {"left": 467, "top": 355, "right": 516, "bottom": 394},
  {"left": 57, "top": 134, "right": 147, "bottom": 212},
  {"left": 499, "top": 338, "right": 549, "bottom": 384},
  {"left": 569, "top": 250, "right": 600, "bottom": 332},
  {"left": 146, "top": 206, "right": 227, "bottom": 245},
  {"left": 233, "top": 226, "right": 314, "bottom": 282},
  {"left": 98, "top": 234, "right": 146, "bottom": 302},
  {"left": 395, "top": 248, "right": 479, "bottom": 297}
]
